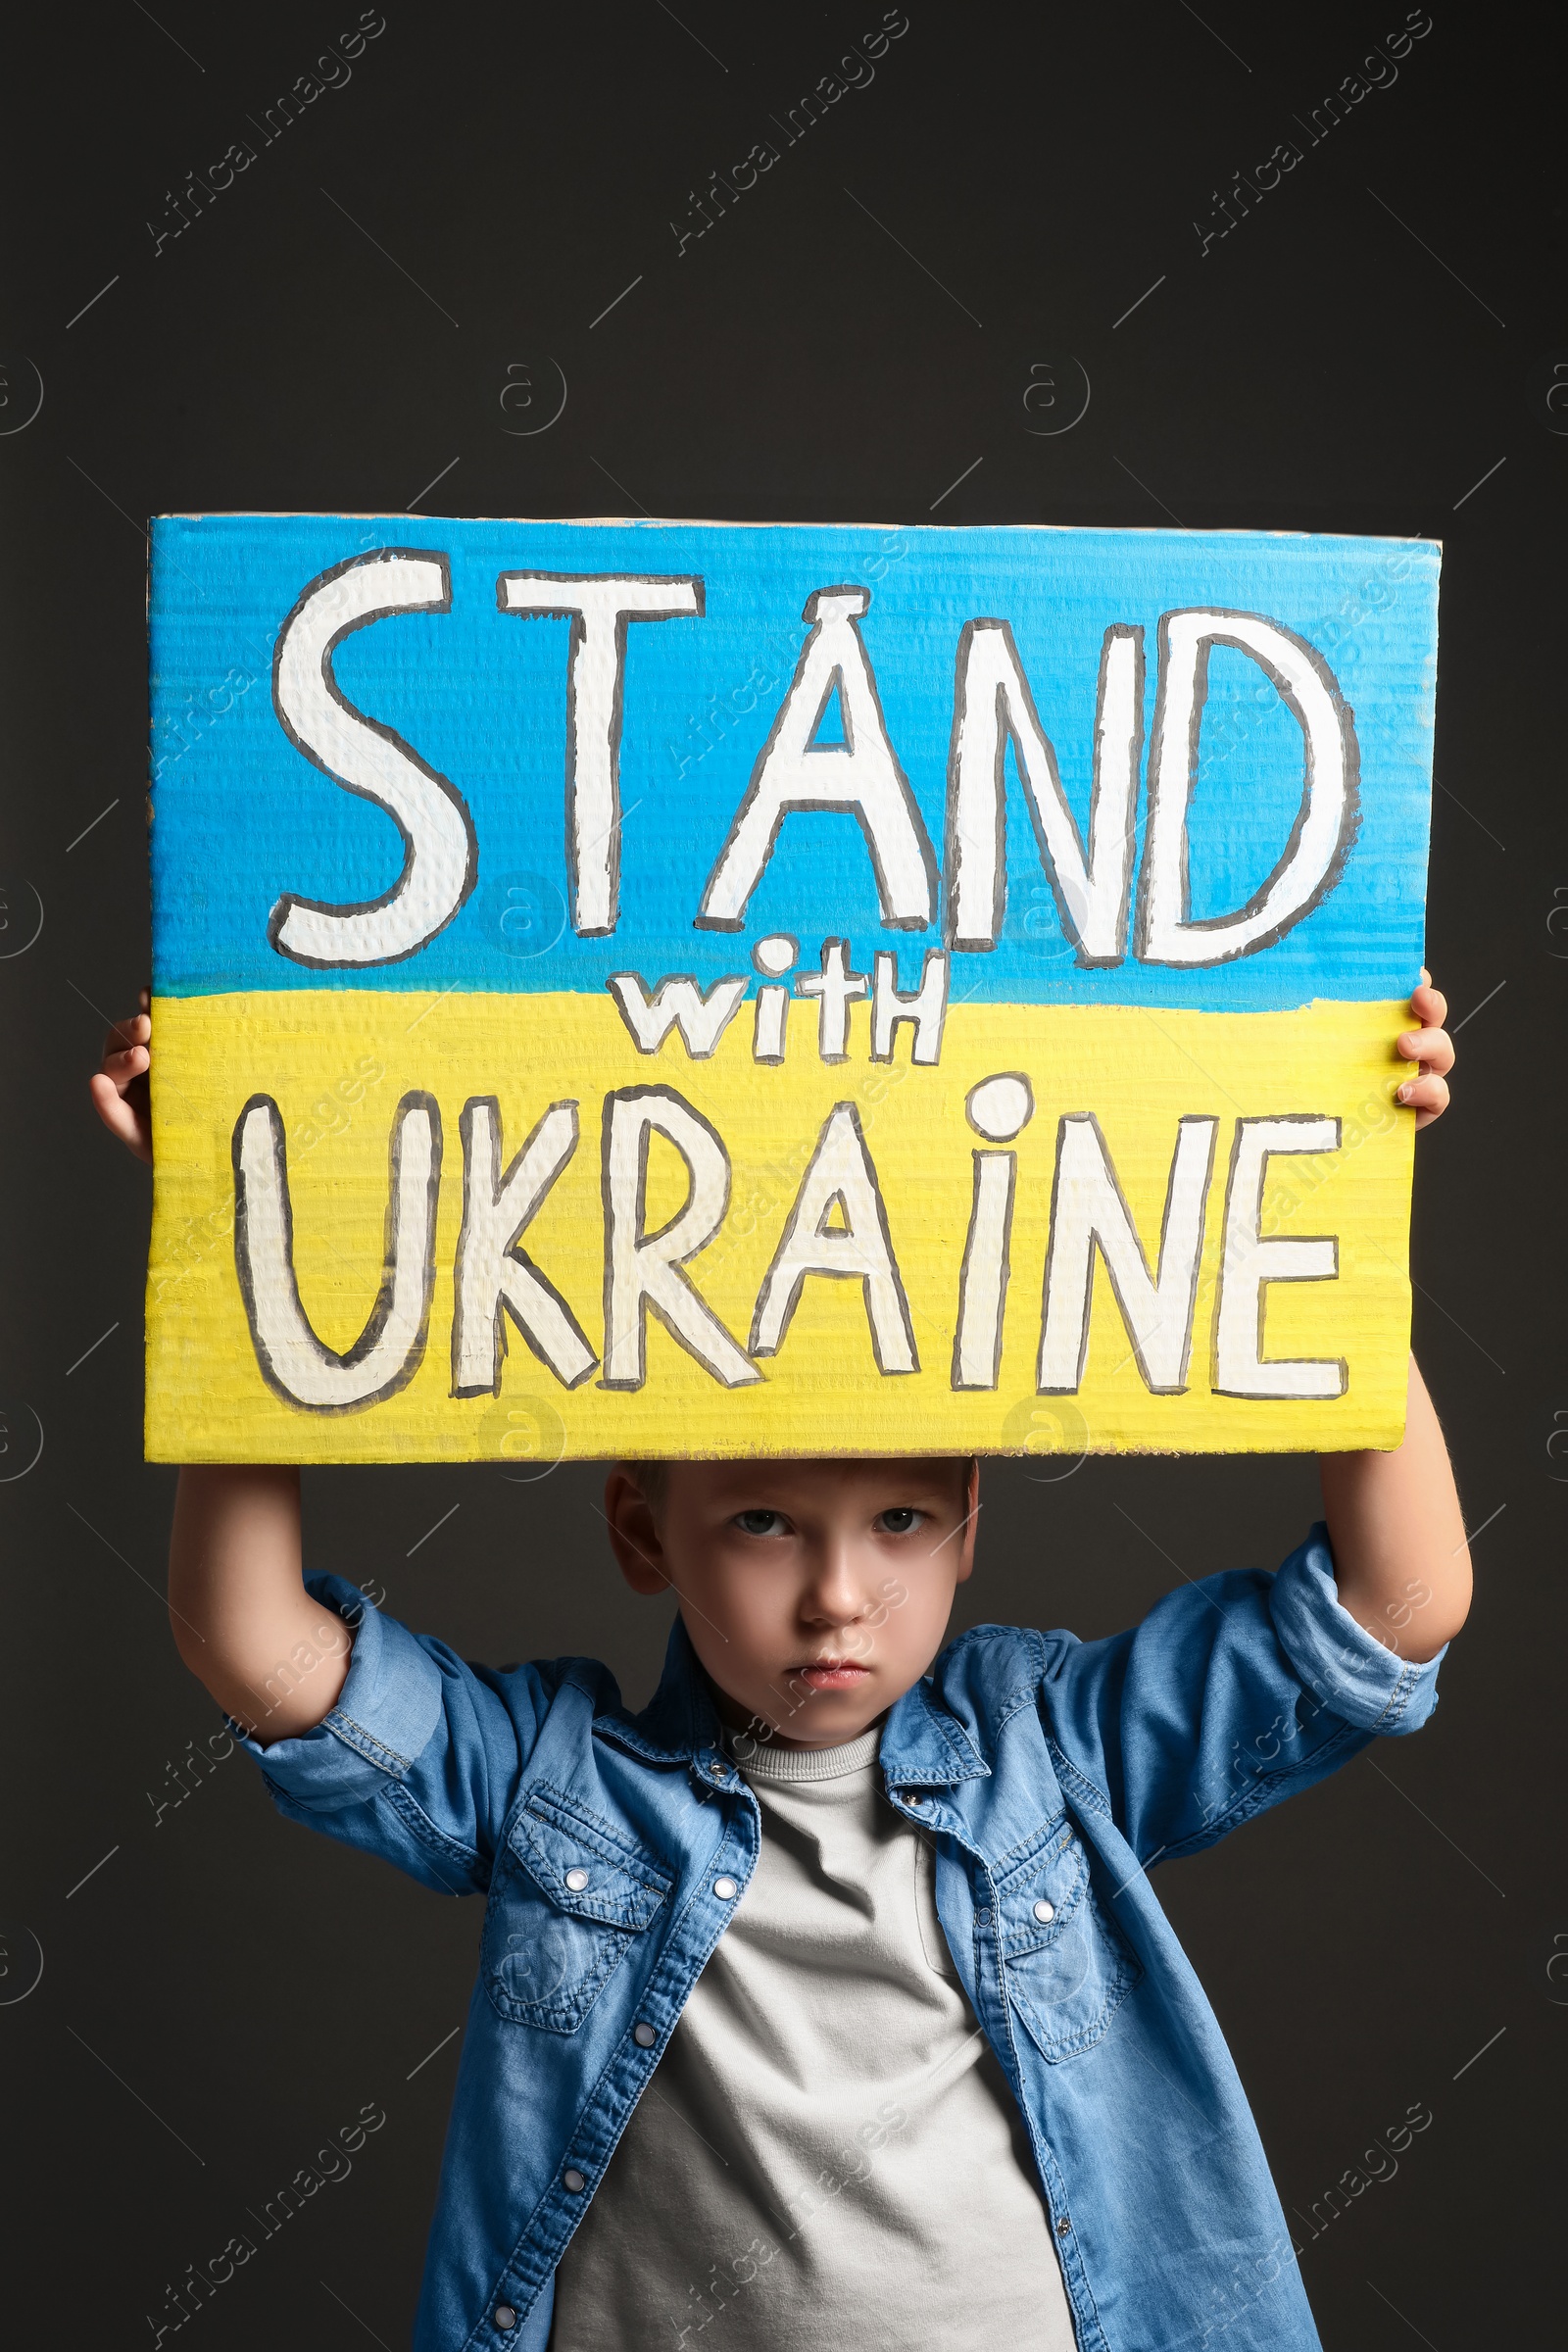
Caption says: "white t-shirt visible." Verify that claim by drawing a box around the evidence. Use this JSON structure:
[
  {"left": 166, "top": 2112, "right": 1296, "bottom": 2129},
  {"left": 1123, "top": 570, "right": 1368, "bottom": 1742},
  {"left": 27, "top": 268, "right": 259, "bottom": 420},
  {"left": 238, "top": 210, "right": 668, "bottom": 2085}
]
[{"left": 551, "top": 1723, "right": 1076, "bottom": 2349}]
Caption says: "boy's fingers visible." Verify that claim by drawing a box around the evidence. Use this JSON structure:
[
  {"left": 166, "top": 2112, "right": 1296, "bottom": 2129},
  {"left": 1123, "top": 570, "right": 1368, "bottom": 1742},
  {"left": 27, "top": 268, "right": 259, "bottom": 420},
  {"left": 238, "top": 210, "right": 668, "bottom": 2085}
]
[
  {"left": 102, "top": 1010, "right": 150, "bottom": 1056},
  {"left": 89, "top": 1071, "right": 153, "bottom": 1162},
  {"left": 1396, "top": 1072, "right": 1449, "bottom": 1126},
  {"left": 103, "top": 1043, "right": 150, "bottom": 1089},
  {"left": 1408, "top": 982, "right": 1447, "bottom": 1026},
  {"left": 1396, "top": 1024, "right": 1453, "bottom": 1073}
]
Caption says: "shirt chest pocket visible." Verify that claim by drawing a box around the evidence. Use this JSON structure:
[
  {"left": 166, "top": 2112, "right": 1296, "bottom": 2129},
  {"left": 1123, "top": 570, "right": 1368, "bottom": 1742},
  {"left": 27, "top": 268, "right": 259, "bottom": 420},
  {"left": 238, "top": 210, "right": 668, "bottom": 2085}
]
[
  {"left": 481, "top": 1784, "right": 672, "bottom": 2034},
  {"left": 994, "top": 1819, "right": 1141, "bottom": 2062}
]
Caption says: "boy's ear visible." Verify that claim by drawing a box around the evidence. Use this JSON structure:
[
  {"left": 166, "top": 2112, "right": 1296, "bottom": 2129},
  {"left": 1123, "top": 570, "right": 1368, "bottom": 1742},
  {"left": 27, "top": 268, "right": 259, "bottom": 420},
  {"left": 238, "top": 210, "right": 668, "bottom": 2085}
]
[{"left": 603, "top": 1469, "right": 670, "bottom": 1596}]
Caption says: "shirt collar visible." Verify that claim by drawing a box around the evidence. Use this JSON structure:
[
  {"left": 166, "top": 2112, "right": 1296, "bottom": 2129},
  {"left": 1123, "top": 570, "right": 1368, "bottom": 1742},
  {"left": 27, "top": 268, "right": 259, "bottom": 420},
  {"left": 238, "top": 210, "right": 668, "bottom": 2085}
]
[
  {"left": 881, "top": 1675, "right": 991, "bottom": 1788},
  {"left": 597, "top": 1613, "right": 722, "bottom": 1766},
  {"left": 599, "top": 1616, "right": 989, "bottom": 1789}
]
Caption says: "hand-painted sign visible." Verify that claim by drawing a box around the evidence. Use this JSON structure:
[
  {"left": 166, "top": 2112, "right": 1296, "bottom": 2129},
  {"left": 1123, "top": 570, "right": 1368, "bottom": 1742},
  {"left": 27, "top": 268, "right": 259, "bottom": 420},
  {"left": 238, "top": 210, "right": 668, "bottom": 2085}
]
[{"left": 146, "top": 517, "right": 1438, "bottom": 1464}]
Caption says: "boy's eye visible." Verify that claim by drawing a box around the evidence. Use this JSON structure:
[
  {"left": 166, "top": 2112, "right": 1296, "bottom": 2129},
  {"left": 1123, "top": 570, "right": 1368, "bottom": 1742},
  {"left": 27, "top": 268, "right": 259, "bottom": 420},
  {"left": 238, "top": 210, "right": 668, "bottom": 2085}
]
[
  {"left": 876, "top": 1507, "right": 924, "bottom": 1535},
  {"left": 734, "top": 1508, "right": 789, "bottom": 1538}
]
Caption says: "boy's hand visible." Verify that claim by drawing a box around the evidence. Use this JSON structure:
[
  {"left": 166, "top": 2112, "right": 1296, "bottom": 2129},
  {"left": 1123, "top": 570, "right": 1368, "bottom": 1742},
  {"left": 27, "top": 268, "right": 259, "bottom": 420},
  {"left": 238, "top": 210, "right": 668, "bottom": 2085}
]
[
  {"left": 89, "top": 987, "right": 153, "bottom": 1164},
  {"left": 1396, "top": 970, "right": 1453, "bottom": 1130}
]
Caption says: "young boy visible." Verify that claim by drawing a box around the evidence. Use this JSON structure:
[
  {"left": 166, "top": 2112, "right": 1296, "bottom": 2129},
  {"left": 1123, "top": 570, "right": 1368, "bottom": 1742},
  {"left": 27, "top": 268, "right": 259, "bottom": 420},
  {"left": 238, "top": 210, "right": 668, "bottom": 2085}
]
[{"left": 95, "top": 984, "right": 1464, "bottom": 2352}]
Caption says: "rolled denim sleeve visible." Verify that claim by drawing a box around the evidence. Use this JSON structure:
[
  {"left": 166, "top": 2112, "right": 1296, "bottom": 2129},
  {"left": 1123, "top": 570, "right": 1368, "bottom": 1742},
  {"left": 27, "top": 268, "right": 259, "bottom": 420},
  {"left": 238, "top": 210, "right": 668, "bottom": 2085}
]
[
  {"left": 228, "top": 1573, "right": 447, "bottom": 1811},
  {"left": 1269, "top": 1524, "right": 1445, "bottom": 1736},
  {"left": 228, "top": 1574, "right": 551, "bottom": 1897},
  {"left": 1040, "top": 1522, "right": 1447, "bottom": 1865}
]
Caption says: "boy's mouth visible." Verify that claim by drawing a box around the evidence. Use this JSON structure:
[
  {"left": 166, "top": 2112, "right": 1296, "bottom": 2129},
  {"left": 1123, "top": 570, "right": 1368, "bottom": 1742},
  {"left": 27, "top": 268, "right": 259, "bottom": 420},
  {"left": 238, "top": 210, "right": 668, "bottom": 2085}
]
[{"left": 791, "top": 1659, "right": 871, "bottom": 1690}]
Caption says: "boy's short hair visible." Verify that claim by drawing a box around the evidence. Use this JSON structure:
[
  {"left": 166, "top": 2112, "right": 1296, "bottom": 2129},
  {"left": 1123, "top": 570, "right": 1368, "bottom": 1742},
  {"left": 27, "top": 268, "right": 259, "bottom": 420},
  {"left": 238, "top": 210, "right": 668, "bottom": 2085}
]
[
  {"left": 620, "top": 1459, "right": 976, "bottom": 1514},
  {"left": 622, "top": 1460, "right": 668, "bottom": 1510}
]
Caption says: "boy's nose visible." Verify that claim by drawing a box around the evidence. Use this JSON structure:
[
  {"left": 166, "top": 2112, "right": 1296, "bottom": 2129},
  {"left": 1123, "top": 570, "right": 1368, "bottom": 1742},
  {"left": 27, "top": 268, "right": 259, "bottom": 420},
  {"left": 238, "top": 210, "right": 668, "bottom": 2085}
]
[{"left": 801, "top": 1535, "right": 870, "bottom": 1626}]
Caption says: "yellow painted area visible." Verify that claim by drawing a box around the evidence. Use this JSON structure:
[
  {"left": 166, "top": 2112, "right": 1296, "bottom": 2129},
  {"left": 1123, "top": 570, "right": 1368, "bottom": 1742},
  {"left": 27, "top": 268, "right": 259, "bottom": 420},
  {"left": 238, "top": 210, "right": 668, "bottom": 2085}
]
[{"left": 146, "top": 991, "right": 1414, "bottom": 1462}]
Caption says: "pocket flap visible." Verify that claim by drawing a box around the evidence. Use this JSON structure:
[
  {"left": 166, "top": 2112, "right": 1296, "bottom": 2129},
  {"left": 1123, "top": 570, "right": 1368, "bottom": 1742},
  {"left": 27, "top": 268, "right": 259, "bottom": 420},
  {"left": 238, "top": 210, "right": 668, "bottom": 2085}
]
[
  {"left": 994, "top": 1819, "right": 1089, "bottom": 1956},
  {"left": 509, "top": 1783, "right": 671, "bottom": 1932}
]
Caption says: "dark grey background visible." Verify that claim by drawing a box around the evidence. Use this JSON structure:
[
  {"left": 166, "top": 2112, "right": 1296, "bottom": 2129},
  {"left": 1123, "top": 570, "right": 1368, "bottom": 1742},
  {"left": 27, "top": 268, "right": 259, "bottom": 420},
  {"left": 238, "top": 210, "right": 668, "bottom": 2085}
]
[{"left": 3, "top": 3, "right": 1563, "bottom": 2345}]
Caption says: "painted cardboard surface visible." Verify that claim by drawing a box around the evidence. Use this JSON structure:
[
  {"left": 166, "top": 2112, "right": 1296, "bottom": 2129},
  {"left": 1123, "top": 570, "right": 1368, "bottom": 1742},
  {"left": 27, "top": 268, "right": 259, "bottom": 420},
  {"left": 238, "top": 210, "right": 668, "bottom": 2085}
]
[{"left": 145, "top": 517, "right": 1439, "bottom": 1463}]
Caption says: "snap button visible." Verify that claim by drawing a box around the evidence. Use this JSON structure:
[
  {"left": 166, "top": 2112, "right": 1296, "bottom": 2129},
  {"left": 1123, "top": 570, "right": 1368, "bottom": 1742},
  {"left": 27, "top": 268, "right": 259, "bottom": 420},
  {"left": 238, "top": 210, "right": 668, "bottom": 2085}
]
[
  {"left": 494, "top": 2305, "right": 516, "bottom": 2330},
  {"left": 1034, "top": 1899, "right": 1055, "bottom": 1924},
  {"left": 563, "top": 2167, "right": 586, "bottom": 2193},
  {"left": 713, "top": 1876, "right": 738, "bottom": 1900},
  {"left": 1055, "top": 2215, "right": 1070, "bottom": 2236},
  {"left": 633, "top": 2021, "right": 657, "bottom": 2047},
  {"left": 564, "top": 1867, "right": 590, "bottom": 1891}
]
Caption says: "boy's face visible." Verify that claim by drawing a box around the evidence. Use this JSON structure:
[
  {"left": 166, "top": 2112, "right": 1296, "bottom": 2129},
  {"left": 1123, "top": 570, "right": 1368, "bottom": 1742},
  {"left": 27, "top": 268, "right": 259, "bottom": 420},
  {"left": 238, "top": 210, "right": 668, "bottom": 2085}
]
[{"left": 603, "top": 1457, "right": 978, "bottom": 1750}]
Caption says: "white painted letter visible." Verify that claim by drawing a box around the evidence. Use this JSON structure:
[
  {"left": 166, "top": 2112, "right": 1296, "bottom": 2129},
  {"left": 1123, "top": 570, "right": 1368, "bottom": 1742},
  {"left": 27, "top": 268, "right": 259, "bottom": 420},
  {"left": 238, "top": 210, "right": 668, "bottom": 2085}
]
[
  {"left": 1213, "top": 1116, "right": 1347, "bottom": 1397},
  {"left": 606, "top": 971, "right": 749, "bottom": 1057},
  {"left": 698, "top": 586, "right": 936, "bottom": 930},
  {"left": 233, "top": 1093, "right": 441, "bottom": 1409},
  {"left": 751, "top": 1103, "right": 918, "bottom": 1373},
  {"left": 1137, "top": 609, "right": 1359, "bottom": 965},
  {"left": 451, "top": 1099, "right": 596, "bottom": 1396},
  {"left": 870, "top": 949, "right": 949, "bottom": 1064},
  {"left": 952, "top": 1075, "right": 1035, "bottom": 1391},
  {"left": 497, "top": 572, "right": 705, "bottom": 938},
  {"left": 795, "top": 937, "right": 867, "bottom": 1062},
  {"left": 945, "top": 621, "right": 1142, "bottom": 962},
  {"left": 1039, "top": 1113, "right": 1218, "bottom": 1393},
  {"left": 270, "top": 552, "right": 475, "bottom": 968},
  {"left": 601, "top": 1088, "right": 759, "bottom": 1390}
]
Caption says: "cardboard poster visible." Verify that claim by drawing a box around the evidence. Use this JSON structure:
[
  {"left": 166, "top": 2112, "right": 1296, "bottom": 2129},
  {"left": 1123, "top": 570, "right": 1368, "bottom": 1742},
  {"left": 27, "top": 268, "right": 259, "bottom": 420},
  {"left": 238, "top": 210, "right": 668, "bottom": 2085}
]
[{"left": 145, "top": 518, "right": 1438, "bottom": 1464}]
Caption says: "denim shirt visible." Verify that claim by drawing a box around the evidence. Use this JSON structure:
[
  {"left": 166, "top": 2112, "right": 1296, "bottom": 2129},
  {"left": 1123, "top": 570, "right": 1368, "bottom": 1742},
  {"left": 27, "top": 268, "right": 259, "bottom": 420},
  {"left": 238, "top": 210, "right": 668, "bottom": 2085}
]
[{"left": 235, "top": 1525, "right": 1444, "bottom": 2352}]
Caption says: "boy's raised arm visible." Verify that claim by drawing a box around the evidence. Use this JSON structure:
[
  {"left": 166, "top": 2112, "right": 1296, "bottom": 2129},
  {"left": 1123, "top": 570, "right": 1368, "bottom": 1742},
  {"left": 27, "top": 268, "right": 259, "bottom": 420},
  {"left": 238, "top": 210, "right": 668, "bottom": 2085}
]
[
  {"left": 1319, "top": 975, "right": 1468, "bottom": 1663},
  {"left": 1318, "top": 1354, "right": 1470, "bottom": 1662},
  {"left": 171, "top": 1466, "right": 353, "bottom": 1740}
]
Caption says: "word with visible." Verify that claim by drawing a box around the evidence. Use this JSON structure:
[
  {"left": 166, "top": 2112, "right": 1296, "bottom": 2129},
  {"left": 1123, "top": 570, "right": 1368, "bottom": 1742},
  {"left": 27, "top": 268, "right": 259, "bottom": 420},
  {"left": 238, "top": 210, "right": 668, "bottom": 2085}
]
[
  {"left": 671, "top": 2100, "right": 908, "bottom": 2341},
  {"left": 232, "top": 1086, "right": 1352, "bottom": 1413},
  {"left": 667, "top": 14, "right": 910, "bottom": 259},
  {"left": 150, "top": 663, "right": 262, "bottom": 782},
  {"left": 145, "top": 13, "right": 387, "bottom": 258},
  {"left": 292, "top": 1053, "right": 388, "bottom": 1156},
  {"left": 731, "top": 1578, "right": 910, "bottom": 1754},
  {"left": 144, "top": 2103, "right": 387, "bottom": 2342},
  {"left": 146, "top": 1726, "right": 236, "bottom": 1827},
  {"left": 1193, "top": 12, "right": 1432, "bottom": 258},
  {"left": 269, "top": 560, "right": 1358, "bottom": 971},
  {"left": 610, "top": 941, "right": 950, "bottom": 1067},
  {"left": 1297, "top": 2099, "right": 1434, "bottom": 2239}
]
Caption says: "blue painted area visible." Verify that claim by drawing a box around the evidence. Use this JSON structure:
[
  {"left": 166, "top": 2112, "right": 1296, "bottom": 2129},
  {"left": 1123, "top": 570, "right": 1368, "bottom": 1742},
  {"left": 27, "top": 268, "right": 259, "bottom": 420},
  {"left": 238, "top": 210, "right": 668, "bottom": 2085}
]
[{"left": 149, "top": 516, "right": 1438, "bottom": 1007}]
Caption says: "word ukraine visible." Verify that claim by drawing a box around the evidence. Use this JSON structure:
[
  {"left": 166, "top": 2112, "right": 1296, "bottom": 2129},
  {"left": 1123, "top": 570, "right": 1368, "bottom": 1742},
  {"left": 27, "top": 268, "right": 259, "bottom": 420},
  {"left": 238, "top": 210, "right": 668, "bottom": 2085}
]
[{"left": 146, "top": 519, "right": 1439, "bottom": 1461}]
